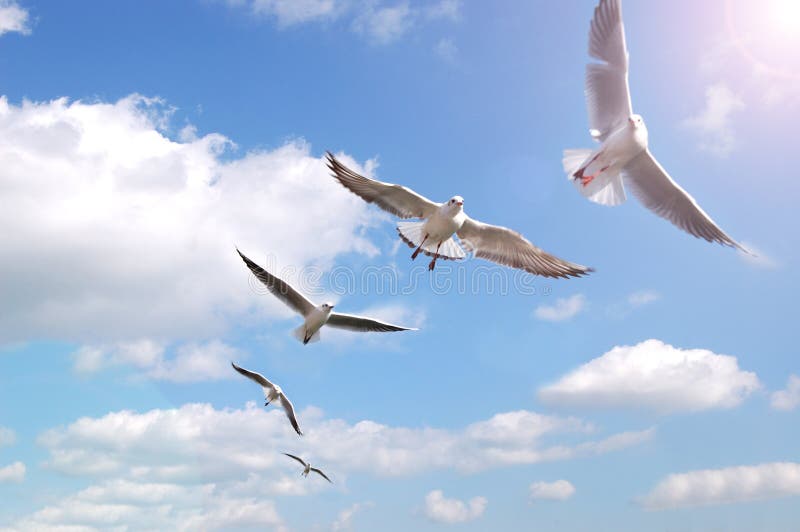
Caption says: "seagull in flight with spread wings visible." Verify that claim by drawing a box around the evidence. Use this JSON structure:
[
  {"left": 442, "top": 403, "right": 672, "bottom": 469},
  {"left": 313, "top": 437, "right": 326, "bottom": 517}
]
[
  {"left": 563, "top": 0, "right": 746, "bottom": 252},
  {"left": 237, "top": 249, "right": 417, "bottom": 344},
  {"left": 327, "top": 153, "right": 593, "bottom": 278},
  {"left": 283, "top": 453, "right": 333, "bottom": 483},
  {"left": 231, "top": 362, "right": 303, "bottom": 436}
]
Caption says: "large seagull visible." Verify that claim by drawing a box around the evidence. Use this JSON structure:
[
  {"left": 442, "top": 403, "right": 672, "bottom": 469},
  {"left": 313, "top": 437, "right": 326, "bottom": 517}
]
[
  {"left": 327, "top": 153, "right": 593, "bottom": 278},
  {"left": 237, "top": 249, "right": 417, "bottom": 344},
  {"left": 563, "top": 0, "right": 746, "bottom": 251}
]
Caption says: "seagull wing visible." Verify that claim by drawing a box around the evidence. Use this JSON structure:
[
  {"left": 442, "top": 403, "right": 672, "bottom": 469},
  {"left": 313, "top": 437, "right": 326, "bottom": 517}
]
[
  {"left": 279, "top": 393, "right": 303, "bottom": 436},
  {"left": 283, "top": 453, "right": 308, "bottom": 468},
  {"left": 236, "top": 249, "right": 316, "bottom": 317},
  {"left": 326, "top": 312, "right": 417, "bottom": 333},
  {"left": 622, "top": 150, "right": 745, "bottom": 250},
  {"left": 457, "top": 218, "right": 594, "bottom": 278},
  {"left": 585, "top": 0, "right": 633, "bottom": 140},
  {"left": 231, "top": 362, "right": 275, "bottom": 390},
  {"left": 327, "top": 152, "right": 439, "bottom": 219},
  {"left": 310, "top": 467, "right": 333, "bottom": 483}
]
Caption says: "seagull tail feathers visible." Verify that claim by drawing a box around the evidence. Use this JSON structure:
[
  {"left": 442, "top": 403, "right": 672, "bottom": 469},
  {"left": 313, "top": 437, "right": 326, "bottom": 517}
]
[
  {"left": 292, "top": 324, "right": 321, "bottom": 344},
  {"left": 397, "top": 221, "right": 465, "bottom": 260},
  {"left": 562, "top": 148, "right": 627, "bottom": 207}
]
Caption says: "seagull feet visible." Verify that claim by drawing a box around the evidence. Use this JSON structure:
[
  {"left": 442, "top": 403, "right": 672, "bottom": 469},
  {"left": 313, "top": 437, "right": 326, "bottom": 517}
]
[
  {"left": 411, "top": 235, "right": 429, "bottom": 260},
  {"left": 428, "top": 257, "right": 437, "bottom": 271},
  {"left": 580, "top": 174, "right": 596, "bottom": 187}
]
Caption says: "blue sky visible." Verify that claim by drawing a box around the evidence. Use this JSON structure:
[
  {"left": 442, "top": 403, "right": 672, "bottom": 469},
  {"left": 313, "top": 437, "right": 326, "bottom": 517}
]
[{"left": 0, "top": 0, "right": 798, "bottom": 530}]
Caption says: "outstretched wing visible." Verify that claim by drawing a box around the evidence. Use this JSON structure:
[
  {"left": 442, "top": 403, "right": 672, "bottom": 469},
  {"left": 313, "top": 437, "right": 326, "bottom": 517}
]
[
  {"left": 237, "top": 249, "right": 316, "bottom": 316},
  {"left": 326, "top": 312, "right": 417, "bottom": 333},
  {"left": 279, "top": 394, "right": 303, "bottom": 436},
  {"left": 622, "top": 150, "right": 746, "bottom": 250},
  {"left": 585, "top": 0, "right": 633, "bottom": 140},
  {"left": 310, "top": 467, "right": 333, "bottom": 483},
  {"left": 283, "top": 453, "right": 307, "bottom": 467},
  {"left": 231, "top": 362, "right": 275, "bottom": 390},
  {"left": 327, "top": 152, "right": 439, "bottom": 219},
  {"left": 457, "top": 218, "right": 594, "bottom": 279}
]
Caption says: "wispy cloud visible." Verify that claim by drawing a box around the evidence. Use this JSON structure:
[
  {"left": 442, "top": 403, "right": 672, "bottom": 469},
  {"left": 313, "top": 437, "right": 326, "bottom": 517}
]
[
  {"left": 423, "top": 490, "right": 487, "bottom": 524},
  {"left": 434, "top": 37, "right": 458, "bottom": 64},
  {"left": 682, "top": 82, "right": 745, "bottom": 158},
  {"left": 529, "top": 480, "right": 575, "bottom": 502},
  {"left": 771, "top": 374, "right": 800, "bottom": 411},
  {"left": 534, "top": 294, "right": 586, "bottom": 322},
  {"left": 539, "top": 339, "right": 760, "bottom": 414},
  {"left": 0, "top": 461, "right": 25, "bottom": 483},
  {"left": 638, "top": 462, "right": 800, "bottom": 510},
  {"left": 0, "top": 0, "right": 30, "bottom": 36},
  {"left": 331, "top": 501, "right": 373, "bottom": 531}
]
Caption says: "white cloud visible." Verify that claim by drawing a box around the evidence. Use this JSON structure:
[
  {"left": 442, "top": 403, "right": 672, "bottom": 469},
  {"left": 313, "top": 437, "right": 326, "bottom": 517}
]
[
  {"left": 638, "top": 462, "right": 800, "bottom": 510},
  {"left": 0, "top": 94, "right": 385, "bottom": 346},
  {"left": 682, "top": 82, "right": 745, "bottom": 158},
  {"left": 72, "top": 339, "right": 242, "bottom": 382},
  {"left": 352, "top": 2, "right": 413, "bottom": 44},
  {"left": 331, "top": 501, "right": 372, "bottom": 531},
  {"left": 771, "top": 374, "right": 800, "bottom": 411},
  {"left": 221, "top": 0, "right": 460, "bottom": 45},
  {"left": 423, "top": 490, "right": 486, "bottom": 524},
  {"left": 35, "top": 404, "right": 649, "bottom": 480},
  {"left": 538, "top": 339, "right": 760, "bottom": 413},
  {"left": 0, "top": 426, "right": 15, "bottom": 447},
  {"left": 434, "top": 37, "right": 458, "bottom": 64},
  {"left": 529, "top": 480, "right": 575, "bottom": 502},
  {"left": 237, "top": 0, "right": 341, "bottom": 27},
  {"left": 534, "top": 294, "right": 586, "bottom": 322},
  {"left": 0, "top": 462, "right": 25, "bottom": 483},
  {"left": 0, "top": 1, "right": 30, "bottom": 36},
  {"left": 4, "top": 479, "right": 285, "bottom": 531},
  {"left": 627, "top": 290, "right": 660, "bottom": 307}
]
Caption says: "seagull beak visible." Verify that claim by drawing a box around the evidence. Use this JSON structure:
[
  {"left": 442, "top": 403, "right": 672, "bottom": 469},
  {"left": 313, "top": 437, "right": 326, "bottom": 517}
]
[
  {"left": 456, "top": 201, "right": 463, "bottom": 207},
  {"left": 628, "top": 117, "right": 635, "bottom": 126}
]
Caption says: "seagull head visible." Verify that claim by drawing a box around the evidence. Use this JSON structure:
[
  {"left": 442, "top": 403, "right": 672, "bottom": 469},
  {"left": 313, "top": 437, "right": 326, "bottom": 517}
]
[
  {"left": 321, "top": 303, "right": 335, "bottom": 311},
  {"left": 628, "top": 114, "right": 645, "bottom": 129},
  {"left": 447, "top": 196, "right": 464, "bottom": 211}
]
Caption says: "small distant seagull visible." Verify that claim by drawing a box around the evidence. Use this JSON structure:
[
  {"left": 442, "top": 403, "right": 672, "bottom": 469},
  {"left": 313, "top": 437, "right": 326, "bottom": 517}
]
[
  {"left": 231, "top": 362, "right": 302, "bottom": 436},
  {"left": 236, "top": 249, "right": 417, "bottom": 344},
  {"left": 563, "top": 0, "right": 746, "bottom": 251},
  {"left": 283, "top": 453, "right": 333, "bottom": 483},
  {"left": 327, "top": 153, "right": 592, "bottom": 278}
]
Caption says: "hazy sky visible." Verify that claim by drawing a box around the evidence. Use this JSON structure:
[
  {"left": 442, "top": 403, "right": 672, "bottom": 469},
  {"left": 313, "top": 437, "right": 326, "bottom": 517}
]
[{"left": 0, "top": 0, "right": 798, "bottom": 530}]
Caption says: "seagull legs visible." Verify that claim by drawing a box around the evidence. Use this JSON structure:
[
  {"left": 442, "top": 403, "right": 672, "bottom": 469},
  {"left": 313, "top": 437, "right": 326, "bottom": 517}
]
[
  {"left": 428, "top": 242, "right": 443, "bottom": 271},
  {"left": 411, "top": 234, "right": 429, "bottom": 260}
]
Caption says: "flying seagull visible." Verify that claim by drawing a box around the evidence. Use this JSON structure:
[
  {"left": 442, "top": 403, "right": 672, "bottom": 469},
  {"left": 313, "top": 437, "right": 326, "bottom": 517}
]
[
  {"left": 327, "top": 153, "right": 593, "bottom": 278},
  {"left": 231, "top": 362, "right": 302, "bottom": 436},
  {"left": 236, "top": 248, "right": 417, "bottom": 344},
  {"left": 563, "top": 0, "right": 746, "bottom": 251},
  {"left": 283, "top": 453, "right": 333, "bottom": 483}
]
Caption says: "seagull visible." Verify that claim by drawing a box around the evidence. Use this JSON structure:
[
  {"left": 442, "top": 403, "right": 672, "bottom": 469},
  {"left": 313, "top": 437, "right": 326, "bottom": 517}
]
[
  {"left": 327, "top": 153, "right": 593, "bottom": 278},
  {"left": 231, "top": 362, "right": 303, "bottom": 436},
  {"left": 236, "top": 249, "right": 417, "bottom": 344},
  {"left": 563, "top": 0, "right": 746, "bottom": 251},
  {"left": 283, "top": 453, "right": 333, "bottom": 483}
]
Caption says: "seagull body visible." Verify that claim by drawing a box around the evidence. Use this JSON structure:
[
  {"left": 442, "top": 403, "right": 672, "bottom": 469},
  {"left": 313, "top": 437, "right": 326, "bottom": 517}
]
[
  {"left": 231, "top": 362, "right": 303, "bottom": 436},
  {"left": 283, "top": 453, "right": 333, "bottom": 483},
  {"left": 327, "top": 152, "right": 593, "bottom": 278},
  {"left": 563, "top": 0, "right": 745, "bottom": 251},
  {"left": 236, "top": 249, "right": 417, "bottom": 344}
]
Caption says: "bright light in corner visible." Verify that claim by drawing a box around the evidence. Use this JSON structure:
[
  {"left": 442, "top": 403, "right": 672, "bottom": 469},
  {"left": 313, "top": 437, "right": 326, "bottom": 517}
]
[{"left": 767, "top": 0, "right": 800, "bottom": 39}]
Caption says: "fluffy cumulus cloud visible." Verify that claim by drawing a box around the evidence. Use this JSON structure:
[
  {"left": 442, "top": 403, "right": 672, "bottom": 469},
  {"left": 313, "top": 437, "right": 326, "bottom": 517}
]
[
  {"left": 538, "top": 339, "right": 760, "bottom": 413},
  {"left": 0, "top": 0, "right": 29, "bottom": 36},
  {"left": 529, "top": 480, "right": 575, "bottom": 502},
  {"left": 638, "top": 462, "right": 800, "bottom": 510},
  {"left": 682, "top": 82, "right": 745, "bottom": 158},
  {"left": 331, "top": 501, "right": 372, "bottom": 531},
  {"left": 0, "top": 94, "right": 387, "bottom": 347},
  {"left": 533, "top": 294, "right": 586, "bottom": 322},
  {"left": 221, "top": 0, "right": 460, "bottom": 44},
  {"left": 423, "top": 490, "right": 486, "bottom": 524},
  {"left": 771, "top": 374, "right": 800, "bottom": 411},
  {"left": 34, "top": 404, "right": 651, "bottom": 480},
  {"left": 0, "top": 462, "right": 25, "bottom": 483},
  {"left": 3, "top": 479, "right": 285, "bottom": 530},
  {"left": 71, "top": 339, "right": 242, "bottom": 381}
]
